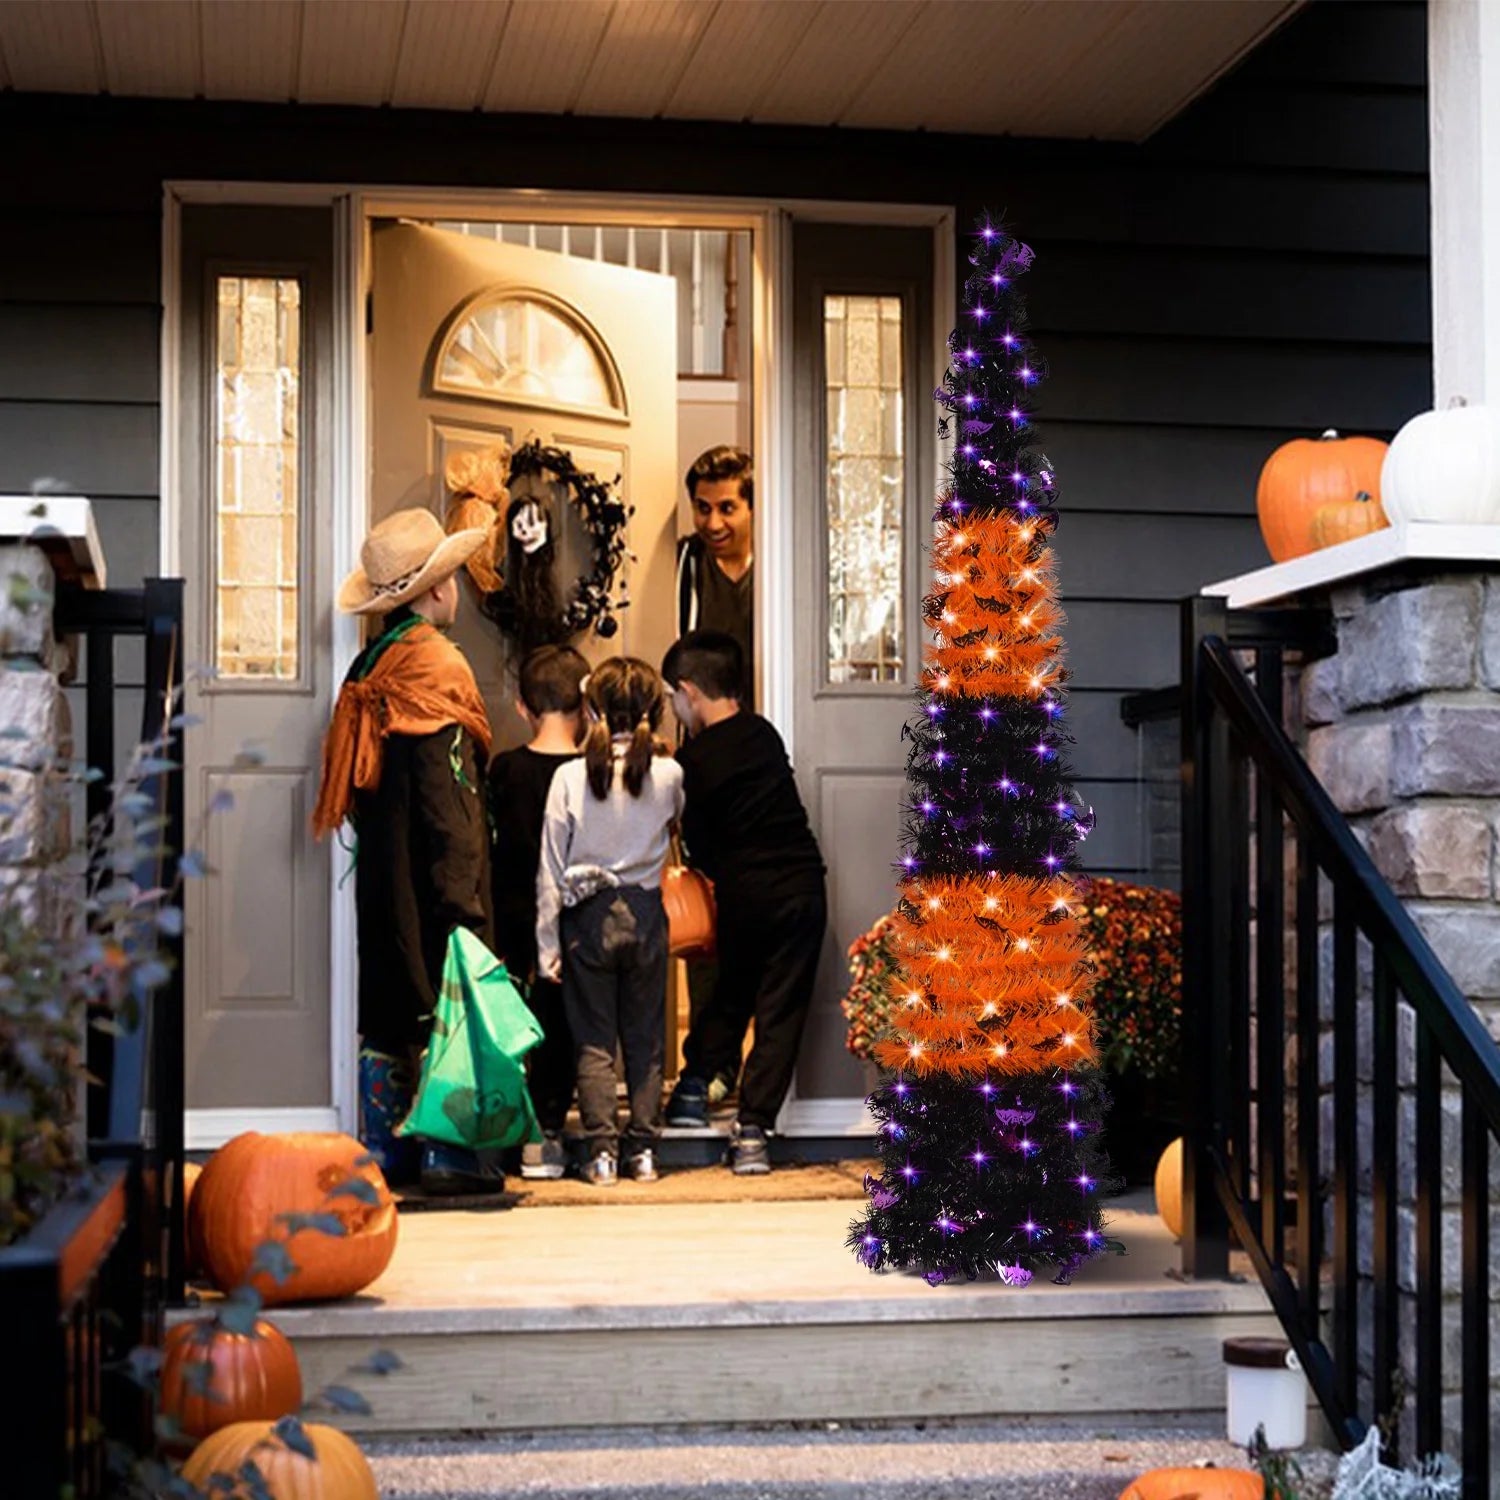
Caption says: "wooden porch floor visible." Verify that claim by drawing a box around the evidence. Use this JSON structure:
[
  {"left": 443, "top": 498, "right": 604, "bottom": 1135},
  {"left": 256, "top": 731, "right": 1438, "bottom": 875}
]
[{"left": 251, "top": 1185, "right": 1281, "bottom": 1435}]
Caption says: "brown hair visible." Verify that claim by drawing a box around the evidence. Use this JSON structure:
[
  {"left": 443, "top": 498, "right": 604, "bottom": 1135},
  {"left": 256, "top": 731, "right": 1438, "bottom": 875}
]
[
  {"left": 518, "top": 644, "right": 588, "bottom": 716},
  {"left": 685, "top": 445, "right": 753, "bottom": 507},
  {"left": 583, "top": 657, "right": 666, "bottom": 801}
]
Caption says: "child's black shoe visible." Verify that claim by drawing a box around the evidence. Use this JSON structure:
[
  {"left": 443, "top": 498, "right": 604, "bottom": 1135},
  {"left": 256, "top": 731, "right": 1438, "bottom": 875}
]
[
  {"left": 666, "top": 1075, "right": 710, "bottom": 1127},
  {"left": 729, "top": 1123, "right": 771, "bottom": 1176}
]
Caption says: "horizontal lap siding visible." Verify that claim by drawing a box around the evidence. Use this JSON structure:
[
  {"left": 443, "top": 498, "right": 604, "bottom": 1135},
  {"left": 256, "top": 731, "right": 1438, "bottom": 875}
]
[
  {"left": 0, "top": 1, "right": 1428, "bottom": 892},
  {"left": 1029, "top": 0, "right": 1431, "bottom": 886},
  {"left": 0, "top": 208, "right": 162, "bottom": 585}
]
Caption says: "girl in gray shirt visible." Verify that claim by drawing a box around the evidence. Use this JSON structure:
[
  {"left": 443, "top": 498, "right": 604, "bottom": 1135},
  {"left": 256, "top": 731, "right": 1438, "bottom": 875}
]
[{"left": 537, "top": 659, "right": 684, "bottom": 1185}]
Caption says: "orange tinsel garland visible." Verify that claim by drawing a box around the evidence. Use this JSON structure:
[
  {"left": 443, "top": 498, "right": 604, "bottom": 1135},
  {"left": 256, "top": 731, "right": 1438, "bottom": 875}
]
[{"left": 871, "top": 873, "right": 1097, "bottom": 1078}]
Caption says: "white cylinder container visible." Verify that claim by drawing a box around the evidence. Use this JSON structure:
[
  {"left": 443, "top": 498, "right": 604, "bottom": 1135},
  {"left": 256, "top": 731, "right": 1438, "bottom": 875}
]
[{"left": 1223, "top": 1336, "right": 1307, "bottom": 1450}]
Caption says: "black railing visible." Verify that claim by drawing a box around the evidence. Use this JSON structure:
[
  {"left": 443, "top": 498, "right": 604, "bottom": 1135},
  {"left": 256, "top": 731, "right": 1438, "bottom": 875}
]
[
  {"left": 1, "top": 578, "right": 186, "bottom": 1497},
  {"left": 1181, "top": 595, "right": 1499, "bottom": 1492}
]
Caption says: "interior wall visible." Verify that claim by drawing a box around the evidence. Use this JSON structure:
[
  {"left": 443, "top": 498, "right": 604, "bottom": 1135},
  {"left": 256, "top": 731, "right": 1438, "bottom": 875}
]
[{"left": 0, "top": 0, "right": 1430, "bottom": 900}]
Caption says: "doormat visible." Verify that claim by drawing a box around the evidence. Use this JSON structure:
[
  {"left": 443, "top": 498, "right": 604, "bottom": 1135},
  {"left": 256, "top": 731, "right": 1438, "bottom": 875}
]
[{"left": 509, "top": 1159, "right": 877, "bottom": 1208}]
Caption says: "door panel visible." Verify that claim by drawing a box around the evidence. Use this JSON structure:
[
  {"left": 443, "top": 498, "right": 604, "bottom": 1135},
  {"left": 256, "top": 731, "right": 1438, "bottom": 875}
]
[
  {"left": 179, "top": 206, "right": 336, "bottom": 1114},
  {"left": 370, "top": 223, "right": 678, "bottom": 747},
  {"left": 791, "top": 223, "right": 934, "bottom": 1102}
]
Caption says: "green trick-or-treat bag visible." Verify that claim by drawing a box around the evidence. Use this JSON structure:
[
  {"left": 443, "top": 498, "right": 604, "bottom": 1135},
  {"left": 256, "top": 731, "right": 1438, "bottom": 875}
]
[{"left": 398, "top": 928, "right": 543, "bottom": 1151}]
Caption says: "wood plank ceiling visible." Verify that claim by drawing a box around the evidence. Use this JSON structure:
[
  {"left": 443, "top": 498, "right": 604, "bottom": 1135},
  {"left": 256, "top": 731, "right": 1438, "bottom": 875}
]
[{"left": 0, "top": 0, "right": 1301, "bottom": 143}]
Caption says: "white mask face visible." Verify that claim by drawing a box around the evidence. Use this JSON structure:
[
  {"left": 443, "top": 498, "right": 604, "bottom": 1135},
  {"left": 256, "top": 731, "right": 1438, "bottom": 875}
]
[{"left": 511, "top": 500, "right": 549, "bottom": 555}]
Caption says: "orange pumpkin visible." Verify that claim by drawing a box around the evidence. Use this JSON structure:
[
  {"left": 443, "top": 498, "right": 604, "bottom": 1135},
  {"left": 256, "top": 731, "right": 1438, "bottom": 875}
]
[
  {"left": 1312, "top": 489, "right": 1388, "bottom": 550},
  {"left": 194, "top": 1132, "right": 398, "bottom": 1306},
  {"left": 160, "top": 1317, "right": 303, "bottom": 1443},
  {"left": 184, "top": 1161, "right": 204, "bottom": 1276},
  {"left": 182, "top": 1419, "right": 378, "bottom": 1500},
  {"left": 1119, "top": 1466, "right": 1264, "bottom": 1500},
  {"left": 1155, "top": 1137, "right": 1183, "bottom": 1241},
  {"left": 1256, "top": 429, "right": 1388, "bottom": 563}
]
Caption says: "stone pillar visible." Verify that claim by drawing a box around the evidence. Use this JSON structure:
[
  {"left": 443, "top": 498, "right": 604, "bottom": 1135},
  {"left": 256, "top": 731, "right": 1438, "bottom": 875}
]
[
  {"left": 0, "top": 543, "right": 73, "bottom": 936},
  {"left": 1301, "top": 569, "right": 1500, "bottom": 1471}
]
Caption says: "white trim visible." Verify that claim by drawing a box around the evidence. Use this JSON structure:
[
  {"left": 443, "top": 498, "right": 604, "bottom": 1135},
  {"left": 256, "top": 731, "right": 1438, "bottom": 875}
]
[
  {"left": 1202, "top": 521, "right": 1500, "bottom": 608},
  {"left": 778, "top": 1096, "right": 876, "bottom": 1138},
  {"left": 329, "top": 192, "right": 361, "bottom": 1135},
  {"left": 0, "top": 495, "right": 106, "bottom": 587},
  {"left": 761, "top": 206, "right": 795, "bottom": 746},
  {"left": 187, "top": 1106, "right": 342, "bottom": 1151}
]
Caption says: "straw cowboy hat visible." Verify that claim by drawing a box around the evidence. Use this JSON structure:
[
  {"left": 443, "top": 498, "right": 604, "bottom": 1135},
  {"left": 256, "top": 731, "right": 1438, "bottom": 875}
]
[{"left": 337, "top": 508, "right": 489, "bottom": 615}]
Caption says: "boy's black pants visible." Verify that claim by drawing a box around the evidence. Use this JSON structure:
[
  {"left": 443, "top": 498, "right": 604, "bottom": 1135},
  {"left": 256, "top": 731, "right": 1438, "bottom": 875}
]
[
  {"left": 525, "top": 975, "right": 574, "bottom": 1135},
  {"left": 561, "top": 884, "right": 668, "bottom": 1156},
  {"left": 682, "top": 883, "right": 827, "bottom": 1131}
]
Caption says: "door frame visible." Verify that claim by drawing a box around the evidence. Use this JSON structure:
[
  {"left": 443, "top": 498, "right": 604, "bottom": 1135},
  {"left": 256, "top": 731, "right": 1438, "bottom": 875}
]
[{"left": 164, "top": 180, "right": 953, "bottom": 1144}]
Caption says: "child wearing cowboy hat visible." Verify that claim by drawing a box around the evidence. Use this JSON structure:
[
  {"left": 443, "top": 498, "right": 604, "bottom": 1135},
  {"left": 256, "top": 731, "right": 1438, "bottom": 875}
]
[{"left": 315, "top": 507, "right": 501, "bottom": 1197}]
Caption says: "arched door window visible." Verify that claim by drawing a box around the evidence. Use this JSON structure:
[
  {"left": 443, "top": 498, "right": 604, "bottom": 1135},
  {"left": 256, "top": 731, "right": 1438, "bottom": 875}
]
[{"left": 431, "top": 289, "right": 626, "bottom": 418}]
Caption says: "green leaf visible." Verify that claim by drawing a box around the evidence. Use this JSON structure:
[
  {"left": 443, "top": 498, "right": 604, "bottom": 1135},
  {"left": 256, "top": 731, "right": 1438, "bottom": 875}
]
[
  {"left": 218, "top": 1284, "right": 263, "bottom": 1334},
  {"left": 272, "top": 1414, "right": 317, "bottom": 1460},
  {"left": 351, "top": 1347, "right": 404, "bottom": 1376},
  {"left": 318, "top": 1383, "right": 372, "bottom": 1414},
  {"left": 249, "top": 1240, "right": 299, "bottom": 1285},
  {"left": 329, "top": 1176, "right": 381, "bottom": 1206}
]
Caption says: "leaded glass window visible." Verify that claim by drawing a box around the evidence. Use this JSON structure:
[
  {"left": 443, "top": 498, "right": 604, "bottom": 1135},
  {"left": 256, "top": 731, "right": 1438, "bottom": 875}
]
[
  {"left": 825, "top": 293, "right": 905, "bottom": 685},
  {"left": 435, "top": 293, "right": 623, "bottom": 414},
  {"left": 214, "top": 276, "right": 301, "bottom": 680}
]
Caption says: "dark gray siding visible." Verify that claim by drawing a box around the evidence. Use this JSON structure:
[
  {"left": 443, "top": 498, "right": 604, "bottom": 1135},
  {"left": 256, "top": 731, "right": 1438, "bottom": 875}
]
[
  {"left": 0, "top": 0, "right": 1429, "bottom": 886},
  {"left": 1028, "top": 0, "right": 1430, "bottom": 883}
]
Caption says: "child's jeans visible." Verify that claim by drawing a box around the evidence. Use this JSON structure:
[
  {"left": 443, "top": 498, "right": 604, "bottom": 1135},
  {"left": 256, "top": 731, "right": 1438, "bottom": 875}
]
[{"left": 561, "top": 884, "right": 668, "bottom": 1159}]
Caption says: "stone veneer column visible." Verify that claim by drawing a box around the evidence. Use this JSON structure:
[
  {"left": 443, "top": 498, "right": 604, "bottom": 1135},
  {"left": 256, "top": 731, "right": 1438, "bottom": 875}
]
[
  {"left": 1300, "top": 569, "right": 1500, "bottom": 1469},
  {"left": 0, "top": 542, "right": 73, "bottom": 937}
]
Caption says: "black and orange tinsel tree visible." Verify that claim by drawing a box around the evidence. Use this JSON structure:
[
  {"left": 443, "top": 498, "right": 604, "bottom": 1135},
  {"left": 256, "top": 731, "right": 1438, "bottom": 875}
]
[{"left": 849, "top": 223, "right": 1117, "bottom": 1287}]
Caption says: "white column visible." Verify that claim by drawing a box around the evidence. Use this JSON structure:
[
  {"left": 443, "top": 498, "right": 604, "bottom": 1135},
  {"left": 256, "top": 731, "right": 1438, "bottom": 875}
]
[{"left": 1429, "top": 0, "right": 1500, "bottom": 407}]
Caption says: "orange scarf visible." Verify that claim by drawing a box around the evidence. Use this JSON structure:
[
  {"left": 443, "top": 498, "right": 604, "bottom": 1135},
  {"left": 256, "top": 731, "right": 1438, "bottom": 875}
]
[{"left": 313, "top": 619, "right": 492, "bottom": 839}]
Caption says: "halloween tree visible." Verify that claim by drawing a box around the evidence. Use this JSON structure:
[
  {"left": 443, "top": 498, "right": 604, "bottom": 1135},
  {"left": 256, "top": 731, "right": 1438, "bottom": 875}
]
[{"left": 849, "top": 222, "right": 1116, "bottom": 1286}]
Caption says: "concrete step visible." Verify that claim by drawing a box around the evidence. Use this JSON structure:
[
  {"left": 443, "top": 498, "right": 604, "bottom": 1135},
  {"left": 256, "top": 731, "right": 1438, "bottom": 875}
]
[
  {"left": 267, "top": 1196, "right": 1281, "bottom": 1437},
  {"left": 366, "top": 1417, "right": 1269, "bottom": 1500}
]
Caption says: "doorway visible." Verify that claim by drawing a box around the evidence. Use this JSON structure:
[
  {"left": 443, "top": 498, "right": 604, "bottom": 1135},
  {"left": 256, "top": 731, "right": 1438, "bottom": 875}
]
[{"left": 170, "top": 185, "right": 949, "bottom": 1145}]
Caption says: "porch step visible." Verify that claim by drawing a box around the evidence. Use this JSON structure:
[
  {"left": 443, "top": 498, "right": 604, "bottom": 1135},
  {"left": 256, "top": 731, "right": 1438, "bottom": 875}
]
[
  {"left": 366, "top": 1418, "right": 1262, "bottom": 1499},
  {"left": 260, "top": 1193, "right": 1282, "bottom": 1437}
]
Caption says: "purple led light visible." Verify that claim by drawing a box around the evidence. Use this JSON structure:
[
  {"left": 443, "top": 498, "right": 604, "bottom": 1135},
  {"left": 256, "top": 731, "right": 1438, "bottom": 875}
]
[
  {"left": 934, "top": 750, "right": 948, "bottom": 764},
  {"left": 974, "top": 842, "right": 989, "bottom": 855},
  {"left": 1023, "top": 1219, "right": 1038, "bottom": 1236},
  {"left": 894, "top": 1082, "right": 908, "bottom": 1095},
  {"left": 1065, "top": 1119, "right": 1080, "bottom": 1134},
  {"left": 972, "top": 307, "right": 987, "bottom": 320},
  {"left": 1002, "top": 332, "right": 1018, "bottom": 348},
  {"left": 1078, "top": 1175, "right": 1093, "bottom": 1190},
  {"left": 921, "top": 800, "right": 935, "bottom": 814},
  {"left": 962, "top": 445, "right": 976, "bottom": 457},
  {"left": 1017, "top": 499, "right": 1032, "bottom": 510},
  {"left": 1009, "top": 408, "right": 1023, "bottom": 423},
  {"left": 1011, "top": 470, "right": 1024, "bottom": 485},
  {"left": 979, "top": 707, "right": 993, "bottom": 720},
  {"left": 902, "top": 856, "right": 916, "bottom": 868},
  {"left": 972, "top": 1150, "right": 987, "bottom": 1164},
  {"left": 982, "top": 227, "right": 995, "bottom": 239},
  {"left": 1060, "top": 1080, "right": 1075, "bottom": 1096},
  {"left": 1045, "top": 855, "right": 1060, "bottom": 868},
  {"left": 1019, "top": 366, "right": 1035, "bottom": 382},
  {"left": 980, "top": 1081, "right": 994, "bottom": 1096},
  {"left": 902, "top": 1164, "right": 917, "bottom": 1178},
  {"left": 1019, "top": 1137, "right": 1033, "bottom": 1153}
]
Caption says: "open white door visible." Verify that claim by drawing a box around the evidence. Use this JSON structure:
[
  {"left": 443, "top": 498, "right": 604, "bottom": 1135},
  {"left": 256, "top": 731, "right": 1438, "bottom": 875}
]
[{"left": 370, "top": 222, "right": 679, "bottom": 745}]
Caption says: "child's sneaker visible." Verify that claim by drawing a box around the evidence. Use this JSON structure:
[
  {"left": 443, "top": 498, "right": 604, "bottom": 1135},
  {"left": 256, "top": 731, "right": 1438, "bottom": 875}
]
[
  {"left": 666, "top": 1075, "right": 710, "bottom": 1127},
  {"left": 582, "top": 1151, "right": 618, "bottom": 1187},
  {"left": 624, "top": 1147, "right": 659, "bottom": 1182},
  {"left": 520, "top": 1131, "right": 566, "bottom": 1180},
  {"left": 729, "top": 1123, "right": 771, "bottom": 1176}
]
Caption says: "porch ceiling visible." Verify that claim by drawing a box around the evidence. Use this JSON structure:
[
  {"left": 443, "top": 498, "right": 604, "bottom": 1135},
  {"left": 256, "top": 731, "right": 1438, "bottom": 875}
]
[{"left": 0, "top": 0, "right": 1301, "bottom": 144}]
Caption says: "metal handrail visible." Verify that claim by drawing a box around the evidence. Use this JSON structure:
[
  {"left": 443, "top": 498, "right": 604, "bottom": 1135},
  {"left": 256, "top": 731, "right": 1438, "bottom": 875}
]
[
  {"left": 1182, "top": 593, "right": 1497, "bottom": 1493},
  {"left": 1201, "top": 635, "right": 1500, "bottom": 1134}
]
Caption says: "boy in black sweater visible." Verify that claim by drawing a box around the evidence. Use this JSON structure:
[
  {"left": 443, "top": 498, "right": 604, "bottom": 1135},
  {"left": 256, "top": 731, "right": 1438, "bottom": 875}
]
[
  {"left": 662, "top": 631, "right": 827, "bottom": 1175},
  {"left": 488, "top": 644, "right": 588, "bottom": 1179}
]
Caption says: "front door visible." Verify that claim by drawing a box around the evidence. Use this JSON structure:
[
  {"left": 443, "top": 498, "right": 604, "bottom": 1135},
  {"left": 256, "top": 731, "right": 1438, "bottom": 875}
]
[
  {"left": 789, "top": 222, "right": 935, "bottom": 1118},
  {"left": 369, "top": 222, "right": 679, "bottom": 744},
  {"left": 179, "top": 205, "right": 337, "bottom": 1142}
]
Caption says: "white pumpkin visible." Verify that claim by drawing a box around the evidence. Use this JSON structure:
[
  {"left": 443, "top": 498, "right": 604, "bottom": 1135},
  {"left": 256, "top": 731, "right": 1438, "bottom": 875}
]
[{"left": 1381, "top": 403, "right": 1500, "bottom": 525}]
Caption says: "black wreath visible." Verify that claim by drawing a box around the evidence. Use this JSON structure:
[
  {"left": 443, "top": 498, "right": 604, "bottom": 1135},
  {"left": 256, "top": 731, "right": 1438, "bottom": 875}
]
[{"left": 481, "top": 439, "right": 634, "bottom": 650}]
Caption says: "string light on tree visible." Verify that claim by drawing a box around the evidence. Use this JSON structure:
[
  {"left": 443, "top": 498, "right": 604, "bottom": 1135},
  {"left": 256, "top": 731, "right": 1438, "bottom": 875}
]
[{"left": 849, "top": 220, "right": 1117, "bottom": 1287}]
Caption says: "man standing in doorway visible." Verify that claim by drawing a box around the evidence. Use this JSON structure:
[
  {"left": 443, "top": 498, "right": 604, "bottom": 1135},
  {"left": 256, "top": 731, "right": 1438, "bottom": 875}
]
[
  {"left": 676, "top": 445, "right": 754, "bottom": 702},
  {"left": 674, "top": 446, "right": 755, "bottom": 1106},
  {"left": 314, "top": 508, "right": 499, "bottom": 1197}
]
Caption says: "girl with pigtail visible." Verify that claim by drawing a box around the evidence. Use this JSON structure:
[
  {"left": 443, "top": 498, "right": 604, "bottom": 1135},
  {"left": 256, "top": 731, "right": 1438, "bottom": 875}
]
[{"left": 536, "top": 658, "right": 684, "bottom": 1186}]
